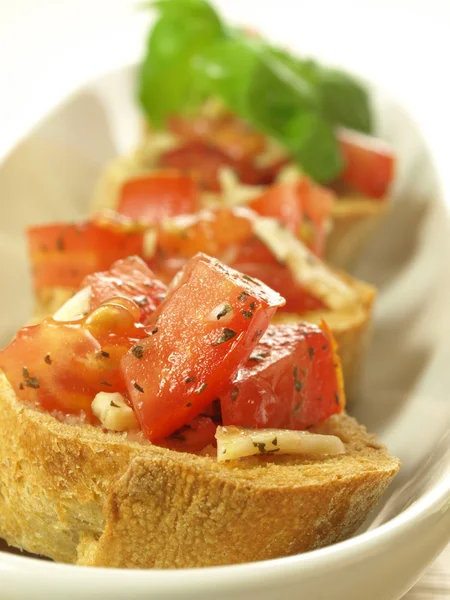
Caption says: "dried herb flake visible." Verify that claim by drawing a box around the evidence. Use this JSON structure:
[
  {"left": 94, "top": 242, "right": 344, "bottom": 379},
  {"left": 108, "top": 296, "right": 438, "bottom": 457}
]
[
  {"left": 241, "top": 310, "right": 253, "bottom": 319},
  {"left": 131, "top": 345, "right": 144, "bottom": 360},
  {"left": 212, "top": 328, "right": 236, "bottom": 346},
  {"left": 25, "top": 376, "right": 40, "bottom": 389},
  {"left": 56, "top": 237, "right": 65, "bottom": 252}
]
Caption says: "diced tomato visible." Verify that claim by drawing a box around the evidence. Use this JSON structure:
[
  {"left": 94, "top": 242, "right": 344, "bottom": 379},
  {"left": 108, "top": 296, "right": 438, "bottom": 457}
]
[
  {"left": 248, "top": 181, "right": 303, "bottom": 234},
  {"left": 146, "top": 255, "right": 189, "bottom": 286},
  {"left": 0, "top": 297, "right": 147, "bottom": 418},
  {"left": 156, "top": 208, "right": 255, "bottom": 260},
  {"left": 168, "top": 114, "right": 266, "bottom": 162},
  {"left": 160, "top": 415, "right": 217, "bottom": 453},
  {"left": 153, "top": 208, "right": 324, "bottom": 314},
  {"left": 82, "top": 256, "right": 167, "bottom": 324},
  {"left": 121, "top": 253, "right": 285, "bottom": 442},
  {"left": 159, "top": 141, "right": 239, "bottom": 191},
  {"left": 166, "top": 116, "right": 282, "bottom": 188},
  {"left": 118, "top": 172, "right": 200, "bottom": 223},
  {"left": 337, "top": 128, "right": 395, "bottom": 199},
  {"left": 28, "top": 213, "right": 145, "bottom": 289},
  {"left": 230, "top": 262, "right": 324, "bottom": 314},
  {"left": 220, "top": 322, "right": 344, "bottom": 430},
  {"left": 248, "top": 178, "right": 335, "bottom": 255}
]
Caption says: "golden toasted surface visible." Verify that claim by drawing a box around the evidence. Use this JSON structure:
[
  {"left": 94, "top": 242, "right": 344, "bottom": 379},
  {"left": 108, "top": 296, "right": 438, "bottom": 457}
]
[
  {"left": 0, "top": 372, "right": 399, "bottom": 568},
  {"left": 326, "top": 197, "right": 389, "bottom": 269}
]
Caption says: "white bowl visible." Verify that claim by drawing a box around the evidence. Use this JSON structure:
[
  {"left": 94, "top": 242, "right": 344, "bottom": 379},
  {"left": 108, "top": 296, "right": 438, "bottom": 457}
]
[{"left": 0, "top": 3, "right": 449, "bottom": 599}]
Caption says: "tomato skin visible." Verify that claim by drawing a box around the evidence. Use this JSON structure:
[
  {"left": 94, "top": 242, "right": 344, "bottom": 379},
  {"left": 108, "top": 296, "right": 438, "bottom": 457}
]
[
  {"left": 153, "top": 208, "right": 324, "bottom": 314},
  {"left": 337, "top": 128, "right": 395, "bottom": 199},
  {"left": 165, "top": 116, "right": 277, "bottom": 189},
  {"left": 220, "top": 323, "right": 343, "bottom": 431},
  {"left": 248, "top": 181, "right": 303, "bottom": 235},
  {"left": 0, "top": 301, "right": 148, "bottom": 418},
  {"left": 156, "top": 207, "right": 255, "bottom": 260},
  {"left": 118, "top": 172, "right": 200, "bottom": 223},
  {"left": 168, "top": 114, "right": 266, "bottom": 162},
  {"left": 159, "top": 141, "right": 238, "bottom": 191},
  {"left": 28, "top": 214, "right": 144, "bottom": 289},
  {"left": 248, "top": 178, "right": 335, "bottom": 256},
  {"left": 121, "top": 253, "right": 285, "bottom": 442},
  {"left": 82, "top": 256, "right": 167, "bottom": 324},
  {"left": 160, "top": 415, "right": 217, "bottom": 453}
]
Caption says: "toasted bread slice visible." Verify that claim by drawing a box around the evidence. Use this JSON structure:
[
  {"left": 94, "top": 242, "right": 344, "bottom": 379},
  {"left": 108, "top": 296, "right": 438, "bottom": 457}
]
[
  {"left": 0, "top": 371, "right": 399, "bottom": 568},
  {"left": 325, "top": 197, "right": 389, "bottom": 269}
]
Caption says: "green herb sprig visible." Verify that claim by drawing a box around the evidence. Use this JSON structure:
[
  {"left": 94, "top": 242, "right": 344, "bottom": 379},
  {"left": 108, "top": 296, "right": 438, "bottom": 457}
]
[{"left": 138, "top": 0, "right": 372, "bottom": 182}]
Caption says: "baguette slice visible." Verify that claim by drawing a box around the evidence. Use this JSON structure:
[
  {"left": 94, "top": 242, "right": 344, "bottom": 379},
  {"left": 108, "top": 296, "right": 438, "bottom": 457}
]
[{"left": 0, "top": 371, "right": 399, "bottom": 568}]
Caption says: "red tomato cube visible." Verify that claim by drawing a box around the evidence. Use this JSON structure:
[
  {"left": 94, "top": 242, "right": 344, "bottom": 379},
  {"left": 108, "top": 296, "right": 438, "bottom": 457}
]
[
  {"left": 121, "top": 253, "right": 285, "bottom": 442},
  {"left": 118, "top": 172, "right": 200, "bottom": 222},
  {"left": 220, "top": 322, "right": 344, "bottom": 430},
  {"left": 82, "top": 256, "right": 167, "bottom": 324}
]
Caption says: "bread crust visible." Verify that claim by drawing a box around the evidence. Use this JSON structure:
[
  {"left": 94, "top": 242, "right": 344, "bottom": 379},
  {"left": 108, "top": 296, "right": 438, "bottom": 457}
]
[
  {"left": 326, "top": 197, "right": 389, "bottom": 269},
  {"left": 0, "top": 371, "right": 399, "bottom": 568}
]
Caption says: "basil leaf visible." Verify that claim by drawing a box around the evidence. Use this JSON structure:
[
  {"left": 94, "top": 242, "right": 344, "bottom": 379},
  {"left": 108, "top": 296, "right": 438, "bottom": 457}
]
[
  {"left": 248, "top": 49, "right": 318, "bottom": 133},
  {"left": 310, "top": 66, "right": 372, "bottom": 134},
  {"left": 266, "top": 48, "right": 372, "bottom": 133},
  {"left": 192, "top": 36, "right": 258, "bottom": 118},
  {"left": 138, "top": 2, "right": 225, "bottom": 126},
  {"left": 282, "top": 111, "right": 343, "bottom": 182}
]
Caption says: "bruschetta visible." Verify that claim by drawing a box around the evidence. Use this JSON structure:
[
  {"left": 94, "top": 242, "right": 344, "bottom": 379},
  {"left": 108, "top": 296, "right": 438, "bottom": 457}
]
[
  {"left": 90, "top": 0, "right": 395, "bottom": 269},
  {"left": 0, "top": 254, "right": 399, "bottom": 567}
]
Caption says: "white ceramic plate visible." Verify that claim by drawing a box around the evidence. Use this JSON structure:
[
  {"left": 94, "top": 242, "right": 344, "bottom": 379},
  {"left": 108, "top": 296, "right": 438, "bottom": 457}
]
[{"left": 0, "top": 3, "right": 450, "bottom": 599}]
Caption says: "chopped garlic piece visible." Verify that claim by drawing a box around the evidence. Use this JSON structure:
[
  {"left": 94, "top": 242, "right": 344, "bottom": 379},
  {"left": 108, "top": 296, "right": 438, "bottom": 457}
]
[
  {"left": 206, "top": 303, "right": 234, "bottom": 323},
  {"left": 254, "top": 136, "right": 288, "bottom": 169},
  {"left": 135, "top": 131, "right": 180, "bottom": 167},
  {"left": 142, "top": 227, "right": 157, "bottom": 259},
  {"left": 92, "top": 392, "right": 138, "bottom": 432},
  {"left": 252, "top": 217, "right": 357, "bottom": 311},
  {"left": 216, "top": 426, "right": 345, "bottom": 462},
  {"left": 218, "top": 167, "right": 263, "bottom": 206},
  {"left": 53, "top": 287, "right": 91, "bottom": 321},
  {"left": 276, "top": 164, "right": 304, "bottom": 183}
]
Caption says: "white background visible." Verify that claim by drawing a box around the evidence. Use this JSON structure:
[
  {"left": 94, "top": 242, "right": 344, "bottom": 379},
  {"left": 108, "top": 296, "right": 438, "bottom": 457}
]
[{"left": 0, "top": 1, "right": 449, "bottom": 598}]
